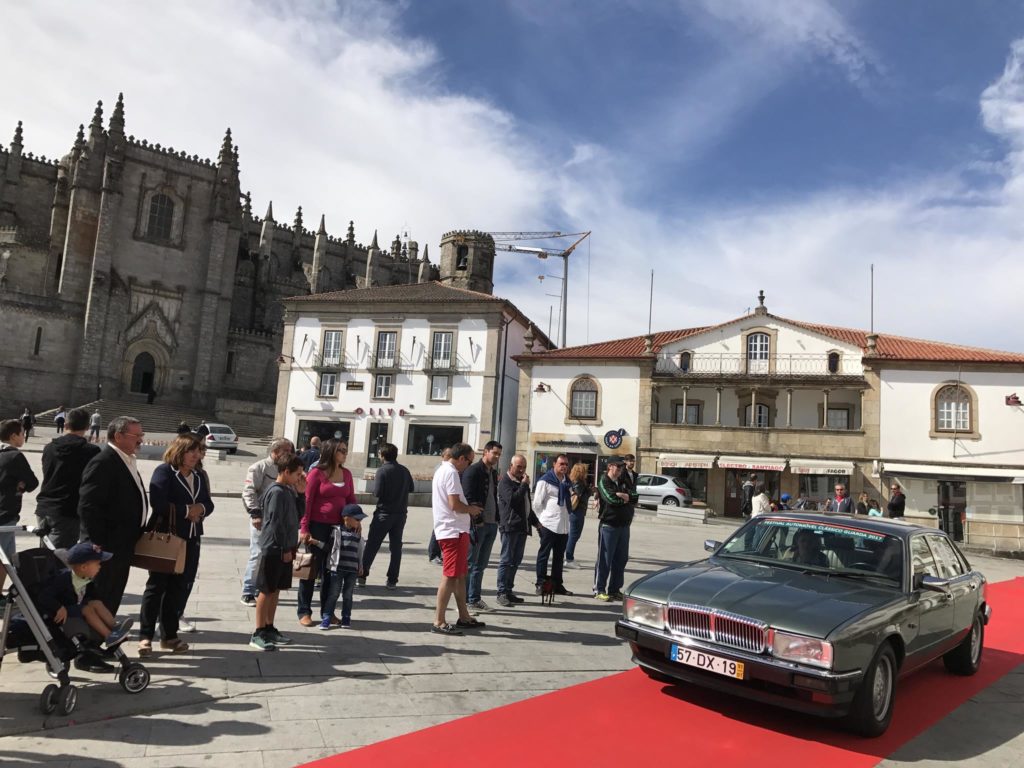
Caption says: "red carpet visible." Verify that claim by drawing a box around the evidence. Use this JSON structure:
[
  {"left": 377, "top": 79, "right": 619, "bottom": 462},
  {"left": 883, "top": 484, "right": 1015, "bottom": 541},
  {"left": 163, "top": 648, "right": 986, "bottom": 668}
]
[{"left": 305, "top": 577, "right": 1024, "bottom": 768}]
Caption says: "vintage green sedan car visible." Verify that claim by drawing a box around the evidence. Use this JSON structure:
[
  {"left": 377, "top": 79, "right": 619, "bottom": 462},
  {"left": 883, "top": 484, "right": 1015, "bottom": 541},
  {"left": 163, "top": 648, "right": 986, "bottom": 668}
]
[{"left": 615, "top": 513, "right": 990, "bottom": 736}]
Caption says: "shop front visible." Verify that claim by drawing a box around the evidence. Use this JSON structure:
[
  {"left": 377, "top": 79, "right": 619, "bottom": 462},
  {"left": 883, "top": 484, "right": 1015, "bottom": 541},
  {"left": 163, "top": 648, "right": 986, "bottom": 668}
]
[
  {"left": 716, "top": 456, "right": 787, "bottom": 517},
  {"left": 788, "top": 459, "right": 854, "bottom": 511},
  {"left": 658, "top": 453, "right": 716, "bottom": 505}
]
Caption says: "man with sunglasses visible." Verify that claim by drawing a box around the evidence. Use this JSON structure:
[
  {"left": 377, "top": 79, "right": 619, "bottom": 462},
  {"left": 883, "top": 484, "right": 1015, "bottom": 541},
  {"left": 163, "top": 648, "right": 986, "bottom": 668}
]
[
  {"left": 887, "top": 483, "right": 905, "bottom": 519},
  {"left": 825, "top": 482, "right": 854, "bottom": 515}
]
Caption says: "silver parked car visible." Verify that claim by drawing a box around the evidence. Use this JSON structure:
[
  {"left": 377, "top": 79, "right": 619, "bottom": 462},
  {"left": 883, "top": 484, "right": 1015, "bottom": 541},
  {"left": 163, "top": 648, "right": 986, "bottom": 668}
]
[
  {"left": 635, "top": 474, "right": 693, "bottom": 507},
  {"left": 202, "top": 423, "right": 238, "bottom": 454}
]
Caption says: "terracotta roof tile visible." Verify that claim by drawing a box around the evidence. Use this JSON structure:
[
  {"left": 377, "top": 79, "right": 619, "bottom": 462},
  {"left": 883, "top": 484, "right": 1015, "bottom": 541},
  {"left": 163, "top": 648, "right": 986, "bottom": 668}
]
[{"left": 285, "top": 280, "right": 504, "bottom": 304}]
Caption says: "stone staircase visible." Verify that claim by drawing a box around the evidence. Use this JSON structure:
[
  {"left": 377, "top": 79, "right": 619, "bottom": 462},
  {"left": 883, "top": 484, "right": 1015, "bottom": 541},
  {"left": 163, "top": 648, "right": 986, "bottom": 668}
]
[{"left": 34, "top": 397, "right": 218, "bottom": 435}]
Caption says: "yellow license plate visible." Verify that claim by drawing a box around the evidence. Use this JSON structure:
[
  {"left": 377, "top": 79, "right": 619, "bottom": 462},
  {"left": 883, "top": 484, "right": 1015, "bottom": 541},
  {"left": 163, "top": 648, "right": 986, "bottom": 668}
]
[{"left": 670, "top": 644, "right": 745, "bottom": 679}]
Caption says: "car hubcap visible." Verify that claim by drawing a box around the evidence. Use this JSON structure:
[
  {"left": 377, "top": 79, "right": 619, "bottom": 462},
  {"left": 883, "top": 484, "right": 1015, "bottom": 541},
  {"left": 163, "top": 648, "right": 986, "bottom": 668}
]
[
  {"left": 872, "top": 656, "right": 893, "bottom": 720},
  {"left": 970, "top": 620, "right": 981, "bottom": 664}
]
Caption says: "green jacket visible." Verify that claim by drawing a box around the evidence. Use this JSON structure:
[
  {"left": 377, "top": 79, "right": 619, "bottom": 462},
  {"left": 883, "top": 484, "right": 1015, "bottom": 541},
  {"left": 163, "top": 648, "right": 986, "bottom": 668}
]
[{"left": 597, "top": 473, "right": 638, "bottom": 528}]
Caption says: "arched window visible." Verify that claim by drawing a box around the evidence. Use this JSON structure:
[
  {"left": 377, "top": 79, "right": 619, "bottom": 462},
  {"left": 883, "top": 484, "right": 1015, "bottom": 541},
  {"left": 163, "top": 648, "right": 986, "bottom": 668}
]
[
  {"left": 744, "top": 403, "right": 769, "bottom": 428},
  {"left": 679, "top": 351, "right": 691, "bottom": 373},
  {"left": 935, "top": 385, "right": 970, "bottom": 432},
  {"left": 147, "top": 194, "right": 174, "bottom": 241},
  {"left": 746, "top": 332, "right": 769, "bottom": 374},
  {"left": 570, "top": 377, "right": 599, "bottom": 419},
  {"left": 456, "top": 245, "right": 469, "bottom": 270},
  {"left": 827, "top": 351, "right": 840, "bottom": 374}
]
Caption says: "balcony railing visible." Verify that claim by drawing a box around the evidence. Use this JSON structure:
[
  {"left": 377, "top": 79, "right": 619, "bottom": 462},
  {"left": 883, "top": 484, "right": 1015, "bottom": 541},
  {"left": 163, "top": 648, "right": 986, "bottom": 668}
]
[
  {"left": 311, "top": 353, "right": 350, "bottom": 372},
  {"left": 655, "top": 352, "right": 861, "bottom": 378},
  {"left": 422, "top": 355, "right": 469, "bottom": 374},
  {"left": 368, "top": 354, "right": 412, "bottom": 373}
]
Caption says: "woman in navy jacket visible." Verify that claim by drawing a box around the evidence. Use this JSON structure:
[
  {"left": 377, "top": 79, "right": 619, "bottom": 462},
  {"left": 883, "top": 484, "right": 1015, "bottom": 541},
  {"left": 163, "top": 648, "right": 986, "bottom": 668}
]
[{"left": 138, "top": 433, "right": 214, "bottom": 656}]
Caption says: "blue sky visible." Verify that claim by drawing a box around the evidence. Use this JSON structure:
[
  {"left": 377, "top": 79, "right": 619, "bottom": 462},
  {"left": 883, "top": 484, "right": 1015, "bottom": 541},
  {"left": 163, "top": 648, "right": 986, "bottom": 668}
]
[{"left": 4, "top": 1, "right": 1024, "bottom": 350}]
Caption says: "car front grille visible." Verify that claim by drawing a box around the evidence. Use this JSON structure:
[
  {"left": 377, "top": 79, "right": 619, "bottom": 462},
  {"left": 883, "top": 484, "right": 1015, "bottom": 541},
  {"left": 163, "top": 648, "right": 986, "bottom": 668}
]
[{"left": 667, "top": 604, "right": 768, "bottom": 654}]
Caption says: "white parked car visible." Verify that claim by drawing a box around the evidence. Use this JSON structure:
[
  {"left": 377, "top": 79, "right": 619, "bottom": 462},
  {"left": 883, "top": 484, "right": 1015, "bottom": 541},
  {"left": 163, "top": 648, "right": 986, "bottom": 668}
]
[
  {"left": 200, "top": 423, "right": 238, "bottom": 454},
  {"left": 635, "top": 474, "right": 693, "bottom": 507}
]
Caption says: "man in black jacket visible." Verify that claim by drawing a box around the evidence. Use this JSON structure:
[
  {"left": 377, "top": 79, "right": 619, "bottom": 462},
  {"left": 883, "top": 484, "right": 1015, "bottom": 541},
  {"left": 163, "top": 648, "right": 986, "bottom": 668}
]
[
  {"left": 887, "top": 483, "right": 906, "bottom": 519},
  {"left": 495, "top": 454, "right": 531, "bottom": 607},
  {"left": 0, "top": 419, "right": 40, "bottom": 594},
  {"left": 463, "top": 440, "right": 502, "bottom": 611},
  {"left": 78, "top": 416, "right": 148, "bottom": 614},
  {"left": 361, "top": 442, "right": 415, "bottom": 589},
  {"left": 593, "top": 457, "right": 638, "bottom": 602},
  {"left": 36, "top": 408, "right": 101, "bottom": 548}
]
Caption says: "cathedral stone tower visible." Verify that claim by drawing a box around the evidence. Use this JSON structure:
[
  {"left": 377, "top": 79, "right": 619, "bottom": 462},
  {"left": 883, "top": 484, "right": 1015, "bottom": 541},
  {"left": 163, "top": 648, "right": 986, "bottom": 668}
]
[{"left": 438, "top": 230, "right": 495, "bottom": 294}]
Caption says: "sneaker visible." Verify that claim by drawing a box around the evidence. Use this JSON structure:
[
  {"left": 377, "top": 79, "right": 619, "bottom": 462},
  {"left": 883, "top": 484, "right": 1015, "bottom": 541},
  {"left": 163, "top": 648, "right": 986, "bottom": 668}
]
[
  {"left": 430, "top": 556, "right": 443, "bottom": 565},
  {"left": 240, "top": 595, "right": 257, "bottom": 607},
  {"left": 340, "top": 617, "right": 351, "bottom": 629},
  {"left": 249, "top": 631, "right": 277, "bottom": 651},
  {"left": 594, "top": 592, "right": 612, "bottom": 602},
  {"left": 553, "top": 586, "right": 574, "bottom": 596},
  {"left": 496, "top": 594, "right": 513, "bottom": 607},
  {"left": 609, "top": 591, "right": 625, "bottom": 601},
  {"left": 356, "top": 577, "right": 366, "bottom": 587},
  {"left": 266, "top": 625, "right": 293, "bottom": 645},
  {"left": 318, "top": 615, "right": 332, "bottom": 631},
  {"left": 467, "top": 599, "right": 490, "bottom": 612},
  {"left": 509, "top": 594, "right": 525, "bottom": 604},
  {"left": 103, "top": 618, "right": 134, "bottom": 648},
  {"left": 178, "top": 617, "right": 198, "bottom": 633},
  {"left": 564, "top": 559, "right": 579, "bottom": 569},
  {"left": 385, "top": 581, "right": 397, "bottom": 590}
]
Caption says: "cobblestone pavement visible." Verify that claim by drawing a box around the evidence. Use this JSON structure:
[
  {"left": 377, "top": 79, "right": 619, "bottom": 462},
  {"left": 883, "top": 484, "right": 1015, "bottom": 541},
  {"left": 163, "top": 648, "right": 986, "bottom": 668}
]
[{"left": 1, "top": 442, "right": 1021, "bottom": 767}]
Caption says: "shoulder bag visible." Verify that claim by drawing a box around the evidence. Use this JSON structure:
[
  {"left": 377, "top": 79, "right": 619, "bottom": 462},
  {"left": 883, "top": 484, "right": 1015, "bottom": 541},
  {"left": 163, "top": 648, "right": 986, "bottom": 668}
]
[{"left": 132, "top": 504, "right": 187, "bottom": 574}]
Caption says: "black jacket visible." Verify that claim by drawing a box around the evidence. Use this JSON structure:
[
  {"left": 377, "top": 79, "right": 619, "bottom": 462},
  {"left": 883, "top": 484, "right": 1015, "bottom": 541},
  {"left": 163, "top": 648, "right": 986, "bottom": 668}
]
[
  {"left": 463, "top": 459, "right": 499, "bottom": 524},
  {"left": 78, "top": 446, "right": 147, "bottom": 556},
  {"left": 887, "top": 493, "right": 906, "bottom": 518},
  {"left": 497, "top": 472, "right": 532, "bottom": 534},
  {"left": 0, "top": 445, "right": 39, "bottom": 525},
  {"left": 148, "top": 462, "right": 215, "bottom": 540},
  {"left": 35, "top": 434, "right": 101, "bottom": 520},
  {"left": 373, "top": 460, "right": 415, "bottom": 516},
  {"left": 597, "top": 473, "right": 638, "bottom": 528},
  {"left": 32, "top": 569, "right": 99, "bottom": 621}
]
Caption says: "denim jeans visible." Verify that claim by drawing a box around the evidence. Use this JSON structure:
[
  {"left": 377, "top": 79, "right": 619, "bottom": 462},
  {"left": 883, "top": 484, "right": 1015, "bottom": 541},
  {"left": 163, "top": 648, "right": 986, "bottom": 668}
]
[
  {"left": 322, "top": 569, "right": 357, "bottom": 621},
  {"left": 535, "top": 526, "right": 567, "bottom": 587},
  {"left": 565, "top": 510, "right": 586, "bottom": 562},
  {"left": 427, "top": 532, "right": 441, "bottom": 561},
  {"left": 362, "top": 512, "right": 407, "bottom": 584},
  {"left": 241, "top": 521, "right": 261, "bottom": 597},
  {"left": 496, "top": 530, "right": 527, "bottom": 596},
  {"left": 593, "top": 523, "right": 631, "bottom": 594},
  {"left": 467, "top": 522, "right": 499, "bottom": 603},
  {"left": 296, "top": 521, "right": 332, "bottom": 618}
]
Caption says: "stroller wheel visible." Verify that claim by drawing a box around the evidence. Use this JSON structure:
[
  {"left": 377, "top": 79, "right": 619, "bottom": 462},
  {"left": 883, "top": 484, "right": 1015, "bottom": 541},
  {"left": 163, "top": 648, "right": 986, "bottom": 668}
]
[
  {"left": 58, "top": 685, "right": 78, "bottom": 715},
  {"left": 39, "top": 684, "right": 59, "bottom": 714},
  {"left": 119, "top": 663, "right": 150, "bottom": 694}
]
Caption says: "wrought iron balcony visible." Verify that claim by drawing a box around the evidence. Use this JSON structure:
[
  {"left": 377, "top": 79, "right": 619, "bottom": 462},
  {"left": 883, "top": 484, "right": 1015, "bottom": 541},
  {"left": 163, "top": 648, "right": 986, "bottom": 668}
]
[
  {"left": 367, "top": 354, "right": 411, "bottom": 373},
  {"left": 311, "top": 353, "right": 350, "bottom": 372},
  {"left": 422, "top": 355, "right": 469, "bottom": 374},
  {"left": 654, "top": 352, "right": 862, "bottom": 380}
]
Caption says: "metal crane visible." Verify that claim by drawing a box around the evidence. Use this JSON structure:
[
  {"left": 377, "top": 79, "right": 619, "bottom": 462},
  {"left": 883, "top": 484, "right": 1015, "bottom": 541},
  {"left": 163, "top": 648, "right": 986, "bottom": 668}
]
[{"left": 488, "top": 231, "right": 591, "bottom": 348}]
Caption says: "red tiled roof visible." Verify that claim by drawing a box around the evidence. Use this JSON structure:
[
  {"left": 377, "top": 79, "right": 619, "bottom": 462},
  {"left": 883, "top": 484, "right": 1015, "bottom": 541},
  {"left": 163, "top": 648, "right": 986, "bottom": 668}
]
[{"left": 520, "top": 312, "right": 1024, "bottom": 364}]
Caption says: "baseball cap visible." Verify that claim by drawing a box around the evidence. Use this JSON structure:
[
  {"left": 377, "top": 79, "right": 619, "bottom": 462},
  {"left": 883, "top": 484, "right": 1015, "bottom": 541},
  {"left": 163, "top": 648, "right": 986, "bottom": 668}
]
[
  {"left": 342, "top": 503, "right": 367, "bottom": 521},
  {"left": 781, "top": 493, "right": 791, "bottom": 502},
  {"left": 67, "top": 542, "right": 113, "bottom": 565},
  {"left": 607, "top": 457, "right": 626, "bottom": 467}
]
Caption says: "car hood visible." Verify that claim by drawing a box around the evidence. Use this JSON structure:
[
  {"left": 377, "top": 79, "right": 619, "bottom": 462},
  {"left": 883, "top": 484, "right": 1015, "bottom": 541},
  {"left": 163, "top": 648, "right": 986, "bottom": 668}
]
[{"left": 629, "top": 557, "right": 901, "bottom": 638}]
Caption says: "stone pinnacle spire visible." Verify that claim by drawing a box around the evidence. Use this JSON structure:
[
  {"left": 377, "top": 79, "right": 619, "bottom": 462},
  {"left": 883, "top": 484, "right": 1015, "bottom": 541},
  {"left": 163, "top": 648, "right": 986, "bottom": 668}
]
[
  {"left": 347, "top": 220, "right": 355, "bottom": 243},
  {"left": 317, "top": 214, "right": 327, "bottom": 235},
  {"left": 244, "top": 191, "right": 252, "bottom": 218},
  {"left": 422, "top": 243, "right": 429, "bottom": 262},
  {"left": 11, "top": 121, "right": 23, "bottom": 152},
  {"left": 73, "top": 123, "right": 85, "bottom": 151},
  {"left": 370, "top": 230, "right": 379, "bottom": 250},
  {"left": 89, "top": 100, "right": 104, "bottom": 140},
  {"left": 218, "top": 127, "right": 234, "bottom": 166},
  {"left": 294, "top": 205, "right": 303, "bottom": 231},
  {"left": 264, "top": 201, "right": 274, "bottom": 221},
  {"left": 109, "top": 92, "right": 125, "bottom": 135}
]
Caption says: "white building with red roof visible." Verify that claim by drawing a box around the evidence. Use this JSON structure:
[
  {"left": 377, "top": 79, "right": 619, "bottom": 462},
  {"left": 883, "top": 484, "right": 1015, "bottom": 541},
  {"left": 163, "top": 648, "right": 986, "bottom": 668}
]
[{"left": 515, "top": 292, "right": 1024, "bottom": 553}]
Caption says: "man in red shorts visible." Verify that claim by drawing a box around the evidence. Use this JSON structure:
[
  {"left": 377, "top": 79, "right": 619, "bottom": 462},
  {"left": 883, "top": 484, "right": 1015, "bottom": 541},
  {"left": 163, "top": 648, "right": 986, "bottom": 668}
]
[{"left": 430, "top": 442, "right": 483, "bottom": 635}]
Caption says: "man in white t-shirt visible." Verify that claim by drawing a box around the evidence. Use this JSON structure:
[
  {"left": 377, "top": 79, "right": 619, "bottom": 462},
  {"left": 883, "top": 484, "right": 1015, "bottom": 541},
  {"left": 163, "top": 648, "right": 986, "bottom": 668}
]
[{"left": 430, "top": 443, "right": 483, "bottom": 635}]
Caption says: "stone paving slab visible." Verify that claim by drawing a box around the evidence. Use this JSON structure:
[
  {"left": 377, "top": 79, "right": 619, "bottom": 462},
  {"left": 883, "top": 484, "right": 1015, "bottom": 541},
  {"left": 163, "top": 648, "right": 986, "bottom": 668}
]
[{"left": 2, "top": 447, "right": 1023, "bottom": 767}]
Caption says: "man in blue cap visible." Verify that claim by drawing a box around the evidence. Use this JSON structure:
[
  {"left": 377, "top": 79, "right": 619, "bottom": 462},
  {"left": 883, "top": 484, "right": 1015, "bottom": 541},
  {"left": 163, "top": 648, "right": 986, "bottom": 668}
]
[{"left": 779, "top": 493, "right": 792, "bottom": 511}]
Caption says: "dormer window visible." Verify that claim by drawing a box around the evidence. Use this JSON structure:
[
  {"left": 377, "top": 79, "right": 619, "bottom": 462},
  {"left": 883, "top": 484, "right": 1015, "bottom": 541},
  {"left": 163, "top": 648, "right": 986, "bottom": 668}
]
[
  {"left": 827, "top": 351, "right": 840, "bottom": 374},
  {"left": 679, "top": 351, "right": 691, "bottom": 373},
  {"left": 746, "top": 332, "right": 769, "bottom": 374}
]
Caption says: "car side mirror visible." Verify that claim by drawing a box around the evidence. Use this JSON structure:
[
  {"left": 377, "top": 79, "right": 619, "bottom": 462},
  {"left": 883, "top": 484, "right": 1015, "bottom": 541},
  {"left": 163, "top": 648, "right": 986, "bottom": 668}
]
[
  {"left": 704, "top": 539, "right": 722, "bottom": 553},
  {"left": 917, "top": 573, "right": 951, "bottom": 592}
]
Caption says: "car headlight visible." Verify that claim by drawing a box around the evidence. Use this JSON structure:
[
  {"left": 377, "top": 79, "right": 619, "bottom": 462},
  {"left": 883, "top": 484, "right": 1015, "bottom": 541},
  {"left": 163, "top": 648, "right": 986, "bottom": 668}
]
[
  {"left": 624, "top": 597, "right": 665, "bottom": 630},
  {"left": 770, "top": 630, "right": 833, "bottom": 669}
]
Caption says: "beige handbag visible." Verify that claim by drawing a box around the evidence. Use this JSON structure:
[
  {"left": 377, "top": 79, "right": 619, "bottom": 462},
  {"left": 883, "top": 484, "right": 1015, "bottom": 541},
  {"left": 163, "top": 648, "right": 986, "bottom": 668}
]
[
  {"left": 132, "top": 505, "right": 187, "bottom": 574},
  {"left": 293, "top": 541, "right": 321, "bottom": 581}
]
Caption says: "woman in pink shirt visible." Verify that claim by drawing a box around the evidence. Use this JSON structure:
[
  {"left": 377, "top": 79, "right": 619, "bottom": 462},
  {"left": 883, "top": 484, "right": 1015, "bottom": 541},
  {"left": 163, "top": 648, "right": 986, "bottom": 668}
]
[{"left": 297, "top": 440, "right": 357, "bottom": 626}]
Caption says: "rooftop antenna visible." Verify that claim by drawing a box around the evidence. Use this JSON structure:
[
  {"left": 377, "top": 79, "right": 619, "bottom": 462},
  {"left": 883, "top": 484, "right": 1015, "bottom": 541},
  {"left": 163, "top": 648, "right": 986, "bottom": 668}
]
[
  {"left": 870, "top": 263, "right": 875, "bottom": 334},
  {"left": 647, "top": 269, "right": 654, "bottom": 335}
]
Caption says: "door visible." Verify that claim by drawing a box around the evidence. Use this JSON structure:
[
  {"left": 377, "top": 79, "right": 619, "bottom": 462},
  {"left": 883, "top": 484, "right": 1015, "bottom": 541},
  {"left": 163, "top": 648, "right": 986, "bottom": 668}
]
[
  {"left": 746, "top": 333, "right": 769, "bottom": 375},
  {"left": 376, "top": 331, "right": 397, "bottom": 367},
  {"left": 904, "top": 534, "right": 955, "bottom": 670},
  {"left": 366, "top": 422, "right": 389, "bottom": 469},
  {"left": 926, "top": 534, "right": 978, "bottom": 638},
  {"left": 634, "top": 474, "right": 658, "bottom": 506},
  {"left": 937, "top": 481, "right": 966, "bottom": 542},
  {"left": 130, "top": 352, "right": 156, "bottom": 393},
  {"left": 724, "top": 470, "right": 780, "bottom": 517}
]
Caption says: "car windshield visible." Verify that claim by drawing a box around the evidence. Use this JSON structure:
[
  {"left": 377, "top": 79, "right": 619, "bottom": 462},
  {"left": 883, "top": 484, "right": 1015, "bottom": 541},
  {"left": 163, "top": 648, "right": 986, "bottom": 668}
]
[
  {"left": 717, "top": 517, "right": 903, "bottom": 585},
  {"left": 209, "top": 426, "right": 233, "bottom": 435}
]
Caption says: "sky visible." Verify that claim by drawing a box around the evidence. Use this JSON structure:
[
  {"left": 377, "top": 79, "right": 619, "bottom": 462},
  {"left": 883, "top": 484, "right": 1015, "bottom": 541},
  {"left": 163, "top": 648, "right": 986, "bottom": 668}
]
[{"left": 3, "top": 0, "right": 1024, "bottom": 352}]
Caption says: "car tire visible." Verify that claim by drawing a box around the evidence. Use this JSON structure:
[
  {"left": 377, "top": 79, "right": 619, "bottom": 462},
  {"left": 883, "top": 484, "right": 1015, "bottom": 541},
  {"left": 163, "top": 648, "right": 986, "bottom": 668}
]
[
  {"left": 845, "top": 642, "right": 897, "bottom": 738},
  {"left": 943, "top": 612, "right": 984, "bottom": 676},
  {"left": 662, "top": 496, "right": 679, "bottom": 507},
  {"left": 641, "top": 666, "right": 675, "bottom": 684}
]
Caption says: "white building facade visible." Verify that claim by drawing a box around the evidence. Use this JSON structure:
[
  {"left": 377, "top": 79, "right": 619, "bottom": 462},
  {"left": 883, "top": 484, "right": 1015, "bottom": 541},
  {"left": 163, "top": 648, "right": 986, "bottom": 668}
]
[{"left": 516, "top": 296, "right": 1024, "bottom": 552}]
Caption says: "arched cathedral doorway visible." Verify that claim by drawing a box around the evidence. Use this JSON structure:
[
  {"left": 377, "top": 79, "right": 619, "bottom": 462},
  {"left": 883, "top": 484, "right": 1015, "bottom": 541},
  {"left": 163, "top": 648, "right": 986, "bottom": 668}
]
[{"left": 130, "top": 352, "right": 156, "bottom": 393}]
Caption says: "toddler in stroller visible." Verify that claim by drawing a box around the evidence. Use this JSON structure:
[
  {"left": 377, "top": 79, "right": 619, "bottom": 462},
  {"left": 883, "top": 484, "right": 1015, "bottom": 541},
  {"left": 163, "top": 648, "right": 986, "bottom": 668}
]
[{"left": 1, "top": 526, "right": 151, "bottom": 715}]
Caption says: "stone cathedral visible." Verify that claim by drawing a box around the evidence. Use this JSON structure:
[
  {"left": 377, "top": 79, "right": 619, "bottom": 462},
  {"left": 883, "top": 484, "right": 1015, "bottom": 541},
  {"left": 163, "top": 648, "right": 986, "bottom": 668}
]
[{"left": 0, "top": 95, "right": 452, "bottom": 420}]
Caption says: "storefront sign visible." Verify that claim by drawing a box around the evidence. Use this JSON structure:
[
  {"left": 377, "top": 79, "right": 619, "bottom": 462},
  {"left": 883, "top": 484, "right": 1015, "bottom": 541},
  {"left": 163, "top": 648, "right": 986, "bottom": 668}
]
[
  {"left": 660, "top": 453, "right": 716, "bottom": 469},
  {"left": 789, "top": 460, "right": 855, "bottom": 476},
  {"left": 538, "top": 440, "right": 600, "bottom": 448},
  {"left": 346, "top": 381, "right": 364, "bottom": 390},
  {"left": 790, "top": 466, "right": 850, "bottom": 475},
  {"left": 717, "top": 455, "right": 787, "bottom": 472},
  {"left": 354, "top": 407, "right": 407, "bottom": 417},
  {"left": 603, "top": 429, "right": 625, "bottom": 449}
]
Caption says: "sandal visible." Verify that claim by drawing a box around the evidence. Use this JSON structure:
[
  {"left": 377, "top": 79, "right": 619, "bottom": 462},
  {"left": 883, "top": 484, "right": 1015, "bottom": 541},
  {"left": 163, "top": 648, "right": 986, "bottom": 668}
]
[
  {"left": 455, "top": 618, "right": 486, "bottom": 629},
  {"left": 160, "top": 638, "right": 190, "bottom": 654},
  {"left": 137, "top": 639, "right": 152, "bottom": 657},
  {"left": 430, "top": 622, "right": 463, "bottom": 636}
]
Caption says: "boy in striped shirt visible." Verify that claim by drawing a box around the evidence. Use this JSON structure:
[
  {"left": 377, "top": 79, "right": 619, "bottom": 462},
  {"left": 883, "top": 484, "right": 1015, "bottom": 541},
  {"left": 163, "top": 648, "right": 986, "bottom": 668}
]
[{"left": 320, "top": 503, "right": 365, "bottom": 630}]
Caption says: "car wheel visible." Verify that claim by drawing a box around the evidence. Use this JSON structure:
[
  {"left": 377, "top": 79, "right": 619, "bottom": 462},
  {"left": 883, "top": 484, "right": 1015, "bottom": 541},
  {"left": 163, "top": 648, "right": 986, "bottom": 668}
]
[
  {"left": 662, "top": 496, "right": 679, "bottom": 507},
  {"left": 845, "top": 643, "right": 897, "bottom": 737},
  {"left": 943, "top": 612, "right": 984, "bottom": 676}
]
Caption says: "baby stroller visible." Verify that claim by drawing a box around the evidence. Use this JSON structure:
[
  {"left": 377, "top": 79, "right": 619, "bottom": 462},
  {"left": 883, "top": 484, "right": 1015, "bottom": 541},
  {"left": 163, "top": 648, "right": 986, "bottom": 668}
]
[{"left": 0, "top": 524, "right": 151, "bottom": 715}]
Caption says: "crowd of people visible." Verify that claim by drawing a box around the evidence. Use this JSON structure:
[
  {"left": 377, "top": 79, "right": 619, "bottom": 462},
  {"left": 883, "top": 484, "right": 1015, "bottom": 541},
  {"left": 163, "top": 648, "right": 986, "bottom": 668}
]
[{"left": 1, "top": 410, "right": 646, "bottom": 660}]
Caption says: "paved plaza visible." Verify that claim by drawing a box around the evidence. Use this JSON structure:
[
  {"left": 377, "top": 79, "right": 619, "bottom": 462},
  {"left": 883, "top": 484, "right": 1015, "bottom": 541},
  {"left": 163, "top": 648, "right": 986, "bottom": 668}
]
[{"left": 1, "top": 439, "right": 1022, "bottom": 767}]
